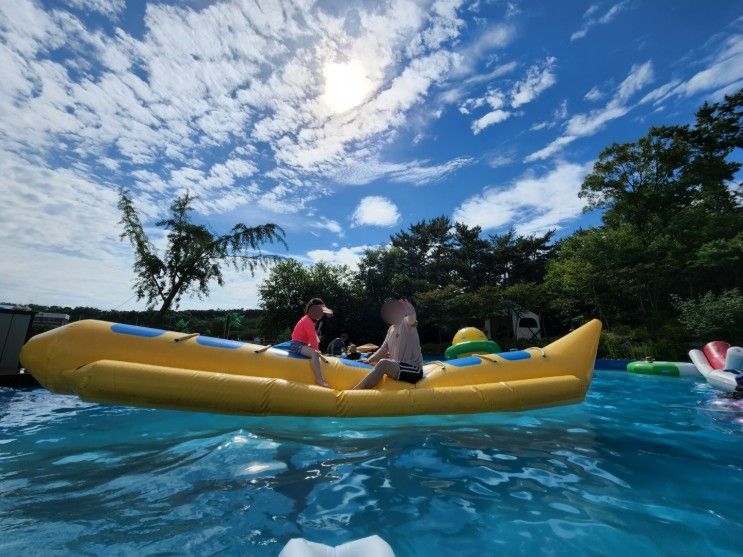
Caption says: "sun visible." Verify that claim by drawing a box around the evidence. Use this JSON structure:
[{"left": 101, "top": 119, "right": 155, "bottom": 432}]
[{"left": 322, "top": 60, "right": 372, "bottom": 114}]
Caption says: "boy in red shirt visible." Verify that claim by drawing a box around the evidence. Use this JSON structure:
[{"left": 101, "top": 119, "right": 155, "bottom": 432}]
[{"left": 288, "top": 298, "right": 333, "bottom": 387}]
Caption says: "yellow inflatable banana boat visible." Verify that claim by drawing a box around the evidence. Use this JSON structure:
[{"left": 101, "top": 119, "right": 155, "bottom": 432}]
[{"left": 20, "top": 319, "right": 601, "bottom": 417}]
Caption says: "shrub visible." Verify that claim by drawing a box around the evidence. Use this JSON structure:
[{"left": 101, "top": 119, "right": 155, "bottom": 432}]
[{"left": 673, "top": 289, "right": 743, "bottom": 343}]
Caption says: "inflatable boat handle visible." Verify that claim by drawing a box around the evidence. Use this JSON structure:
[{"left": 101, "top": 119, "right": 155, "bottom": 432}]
[
  {"left": 528, "top": 347, "right": 547, "bottom": 358},
  {"left": 174, "top": 333, "right": 200, "bottom": 343},
  {"left": 427, "top": 360, "right": 447, "bottom": 370},
  {"left": 254, "top": 343, "right": 330, "bottom": 363}
]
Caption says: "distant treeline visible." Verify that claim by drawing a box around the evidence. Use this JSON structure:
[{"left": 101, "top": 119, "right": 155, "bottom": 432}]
[{"left": 25, "top": 305, "right": 265, "bottom": 342}]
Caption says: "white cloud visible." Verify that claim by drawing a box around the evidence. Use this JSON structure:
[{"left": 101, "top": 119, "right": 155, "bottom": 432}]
[
  {"left": 306, "top": 245, "right": 372, "bottom": 269},
  {"left": 460, "top": 88, "right": 504, "bottom": 114},
  {"left": 453, "top": 161, "right": 593, "bottom": 235},
  {"left": 351, "top": 196, "right": 401, "bottom": 227},
  {"left": 530, "top": 99, "right": 568, "bottom": 131},
  {"left": 584, "top": 86, "right": 604, "bottom": 102},
  {"left": 389, "top": 156, "right": 473, "bottom": 184},
  {"left": 333, "top": 155, "right": 473, "bottom": 186},
  {"left": 530, "top": 121, "right": 551, "bottom": 131},
  {"left": 472, "top": 109, "right": 512, "bottom": 133},
  {"left": 615, "top": 60, "right": 655, "bottom": 103},
  {"left": 312, "top": 217, "right": 344, "bottom": 236},
  {"left": 511, "top": 57, "right": 557, "bottom": 108},
  {"left": 524, "top": 136, "right": 578, "bottom": 162},
  {"left": 0, "top": 0, "right": 481, "bottom": 209},
  {"left": 525, "top": 61, "right": 653, "bottom": 161},
  {"left": 571, "top": 2, "right": 629, "bottom": 41},
  {"left": 640, "top": 35, "right": 743, "bottom": 107},
  {"left": 62, "top": 0, "right": 125, "bottom": 17},
  {"left": 460, "top": 56, "right": 556, "bottom": 134},
  {"left": 487, "top": 153, "right": 514, "bottom": 168},
  {"left": 441, "top": 60, "right": 517, "bottom": 106}
]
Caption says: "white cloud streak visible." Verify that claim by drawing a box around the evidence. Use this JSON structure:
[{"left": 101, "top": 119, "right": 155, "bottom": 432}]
[
  {"left": 640, "top": 35, "right": 743, "bottom": 106},
  {"left": 62, "top": 0, "right": 125, "bottom": 17},
  {"left": 453, "top": 161, "right": 593, "bottom": 235},
  {"left": 511, "top": 57, "right": 557, "bottom": 108},
  {"left": 570, "top": 2, "right": 628, "bottom": 41},
  {"left": 525, "top": 61, "right": 653, "bottom": 162},
  {"left": 461, "top": 56, "right": 557, "bottom": 134},
  {"left": 584, "top": 85, "right": 604, "bottom": 102}
]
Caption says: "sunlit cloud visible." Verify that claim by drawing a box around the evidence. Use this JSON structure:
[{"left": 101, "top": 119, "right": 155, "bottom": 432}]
[{"left": 351, "top": 196, "right": 401, "bottom": 228}]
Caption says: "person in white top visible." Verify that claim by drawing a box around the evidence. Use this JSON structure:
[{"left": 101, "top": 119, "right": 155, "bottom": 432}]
[{"left": 353, "top": 299, "right": 424, "bottom": 389}]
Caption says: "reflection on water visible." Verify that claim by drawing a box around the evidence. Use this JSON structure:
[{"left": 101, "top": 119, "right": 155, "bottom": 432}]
[{"left": 1, "top": 372, "right": 741, "bottom": 556}]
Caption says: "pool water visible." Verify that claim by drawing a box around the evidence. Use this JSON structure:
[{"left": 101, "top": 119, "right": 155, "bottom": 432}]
[{"left": 1, "top": 371, "right": 741, "bottom": 556}]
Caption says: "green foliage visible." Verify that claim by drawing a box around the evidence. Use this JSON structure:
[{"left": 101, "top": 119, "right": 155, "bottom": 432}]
[
  {"left": 118, "top": 190, "right": 286, "bottom": 315},
  {"left": 673, "top": 289, "right": 743, "bottom": 342},
  {"left": 256, "top": 217, "right": 557, "bottom": 348},
  {"left": 26, "top": 304, "right": 263, "bottom": 341},
  {"left": 258, "top": 259, "right": 366, "bottom": 344},
  {"left": 550, "top": 89, "right": 743, "bottom": 335}
]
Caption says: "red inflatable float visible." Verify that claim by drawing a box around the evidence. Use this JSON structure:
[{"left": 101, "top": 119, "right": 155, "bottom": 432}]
[{"left": 703, "top": 341, "right": 730, "bottom": 370}]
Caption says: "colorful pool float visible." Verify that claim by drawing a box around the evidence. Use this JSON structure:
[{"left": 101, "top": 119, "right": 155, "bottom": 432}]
[
  {"left": 20, "top": 319, "right": 601, "bottom": 417},
  {"left": 445, "top": 327, "right": 501, "bottom": 359},
  {"left": 626, "top": 360, "right": 700, "bottom": 377},
  {"left": 689, "top": 341, "right": 743, "bottom": 393}
]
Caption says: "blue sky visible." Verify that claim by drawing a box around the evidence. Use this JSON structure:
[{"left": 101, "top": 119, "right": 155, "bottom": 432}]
[{"left": 1, "top": 0, "right": 742, "bottom": 309}]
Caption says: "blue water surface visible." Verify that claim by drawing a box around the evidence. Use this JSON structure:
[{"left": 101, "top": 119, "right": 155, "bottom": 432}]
[{"left": 1, "top": 370, "right": 741, "bottom": 556}]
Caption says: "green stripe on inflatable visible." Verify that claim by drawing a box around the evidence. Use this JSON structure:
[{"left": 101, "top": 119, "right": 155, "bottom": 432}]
[{"left": 445, "top": 339, "right": 502, "bottom": 360}]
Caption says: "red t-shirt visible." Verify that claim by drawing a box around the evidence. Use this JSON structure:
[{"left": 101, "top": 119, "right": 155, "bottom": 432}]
[{"left": 291, "top": 315, "right": 319, "bottom": 350}]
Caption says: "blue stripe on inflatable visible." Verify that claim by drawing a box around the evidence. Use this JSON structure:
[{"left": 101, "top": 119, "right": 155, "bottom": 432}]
[
  {"left": 111, "top": 323, "right": 165, "bottom": 337},
  {"left": 282, "top": 352, "right": 372, "bottom": 368},
  {"left": 498, "top": 350, "right": 531, "bottom": 361},
  {"left": 340, "top": 359, "right": 373, "bottom": 369},
  {"left": 196, "top": 336, "right": 244, "bottom": 350},
  {"left": 446, "top": 356, "right": 482, "bottom": 367}
]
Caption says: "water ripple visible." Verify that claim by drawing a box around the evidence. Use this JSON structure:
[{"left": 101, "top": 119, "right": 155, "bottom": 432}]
[{"left": 1, "top": 372, "right": 742, "bottom": 556}]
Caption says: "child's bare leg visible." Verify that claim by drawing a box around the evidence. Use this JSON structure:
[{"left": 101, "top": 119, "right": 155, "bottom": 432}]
[
  {"left": 300, "top": 345, "right": 328, "bottom": 387},
  {"left": 354, "top": 359, "right": 400, "bottom": 390}
]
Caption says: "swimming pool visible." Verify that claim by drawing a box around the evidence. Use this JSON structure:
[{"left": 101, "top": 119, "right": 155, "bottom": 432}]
[{"left": 1, "top": 370, "right": 741, "bottom": 556}]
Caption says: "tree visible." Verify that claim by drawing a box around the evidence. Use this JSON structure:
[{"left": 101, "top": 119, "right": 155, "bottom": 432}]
[
  {"left": 580, "top": 91, "right": 742, "bottom": 230},
  {"left": 258, "top": 259, "right": 364, "bottom": 343},
  {"left": 560, "top": 89, "right": 743, "bottom": 332},
  {"left": 390, "top": 216, "right": 455, "bottom": 287},
  {"left": 489, "top": 230, "right": 555, "bottom": 286},
  {"left": 450, "top": 222, "right": 491, "bottom": 291},
  {"left": 673, "top": 289, "right": 743, "bottom": 342},
  {"left": 118, "top": 190, "right": 286, "bottom": 316},
  {"left": 224, "top": 311, "right": 243, "bottom": 338}
]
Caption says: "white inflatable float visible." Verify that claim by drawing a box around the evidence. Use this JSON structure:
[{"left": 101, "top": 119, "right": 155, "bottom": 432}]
[
  {"left": 689, "top": 341, "right": 743, "bottom": 394},
  {"left": 279, "top": 535, "right": 394, "bottom": 557}
]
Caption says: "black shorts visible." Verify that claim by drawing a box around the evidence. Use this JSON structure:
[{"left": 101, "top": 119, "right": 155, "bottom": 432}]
[{"left": 397, "top": 362, "right": 424, "bottom": 384}]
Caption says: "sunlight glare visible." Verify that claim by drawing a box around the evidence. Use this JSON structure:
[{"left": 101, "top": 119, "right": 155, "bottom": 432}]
[{"left": 322, "top": 60, "right": 372, "bottom": 114}]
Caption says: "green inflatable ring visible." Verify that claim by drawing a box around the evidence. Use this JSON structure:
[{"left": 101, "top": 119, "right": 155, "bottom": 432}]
[{"left": 445, "top": 339, "right": 502, "bottom": 360}]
